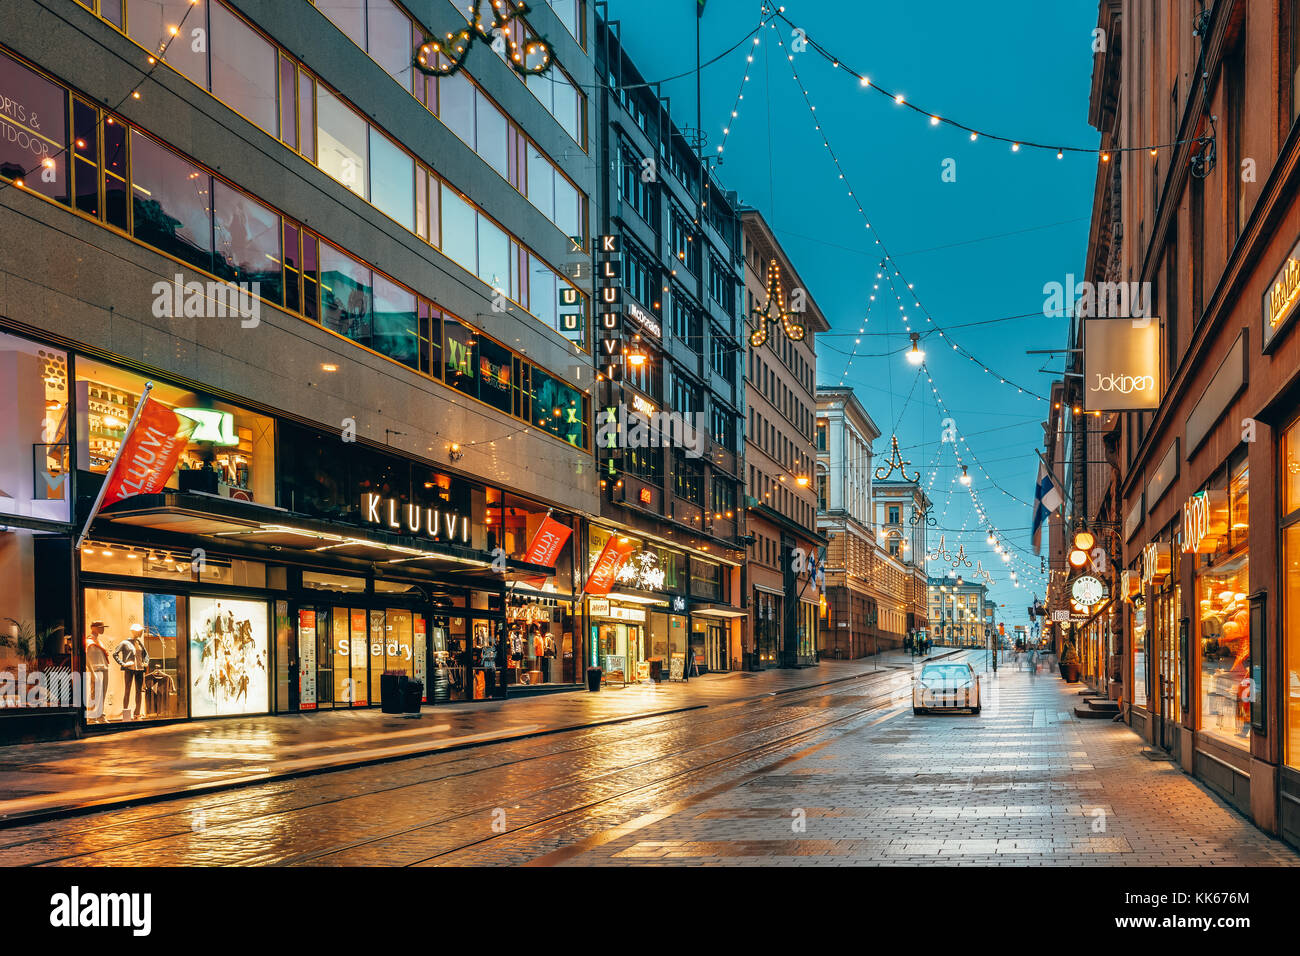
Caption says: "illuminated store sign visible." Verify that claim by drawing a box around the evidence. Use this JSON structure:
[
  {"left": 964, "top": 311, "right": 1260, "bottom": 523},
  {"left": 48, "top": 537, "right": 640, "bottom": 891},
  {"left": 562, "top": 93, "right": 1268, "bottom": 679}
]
[
  {"left": 362, "top": 493, "right": 471, "bottom": 544},
  {"left": 176, "top": 408, "right": 237, "bottom": 445},
  {"left": 1083, "top": 319, "right": 1161, "bottom": 411},
  {"left": 1181, "top": 490, "right": 1228, "bottom": 554},
  {"left": 627, "top": 300, "right": 661, "bottom": 340},
  {"left": 1264, "top": 237, "right": 1300, "bottom": 348}
]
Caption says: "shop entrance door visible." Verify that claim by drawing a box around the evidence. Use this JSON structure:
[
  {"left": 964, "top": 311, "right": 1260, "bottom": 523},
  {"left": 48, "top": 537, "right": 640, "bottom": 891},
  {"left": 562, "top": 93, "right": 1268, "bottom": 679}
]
[
  {"left": 1157, "top": 589, "right": 1180, "bottom": 751},
  {"left": 705, "top": 623, "right": 725, "bottom": 672}
]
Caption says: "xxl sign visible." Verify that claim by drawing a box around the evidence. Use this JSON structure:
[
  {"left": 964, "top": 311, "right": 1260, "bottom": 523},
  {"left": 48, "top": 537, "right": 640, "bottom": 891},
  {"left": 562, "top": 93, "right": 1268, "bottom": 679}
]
[
  {"left": 362, "top": 493, "right": 471, "bottom": 544},
  {"left": 1083, "top": 318, "right": 1161, "bottom": 411}
]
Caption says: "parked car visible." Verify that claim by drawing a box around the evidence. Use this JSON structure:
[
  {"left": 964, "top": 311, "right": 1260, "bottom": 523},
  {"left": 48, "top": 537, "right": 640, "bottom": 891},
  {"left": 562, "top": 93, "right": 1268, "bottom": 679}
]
[{"left": 912, "top": 662, "right": 981, "bottom": 715}]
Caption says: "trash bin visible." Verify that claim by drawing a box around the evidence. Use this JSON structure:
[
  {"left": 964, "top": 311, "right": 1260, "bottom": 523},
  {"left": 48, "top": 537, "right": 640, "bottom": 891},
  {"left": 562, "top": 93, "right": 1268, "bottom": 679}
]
[
  {"left": 648, "top": 657, "right": 664, "bottom": 683},
  {"left": 402, "top": 679, "right": 423, "bottom": 714},
  {"left": 586, "top": 666, "right": 603, "bottom": 692}
]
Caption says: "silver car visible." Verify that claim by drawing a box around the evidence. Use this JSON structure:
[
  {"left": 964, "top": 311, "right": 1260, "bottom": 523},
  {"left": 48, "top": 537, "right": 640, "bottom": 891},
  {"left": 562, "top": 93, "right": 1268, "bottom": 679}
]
[{"left": 913, "top": 662, "right": 981, "bottom": 715}]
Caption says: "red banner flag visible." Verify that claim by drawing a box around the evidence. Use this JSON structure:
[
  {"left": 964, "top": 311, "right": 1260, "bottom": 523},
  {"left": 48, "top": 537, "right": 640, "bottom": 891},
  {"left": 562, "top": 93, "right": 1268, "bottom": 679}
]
[
  {"left": 101, "top": 396, "right": 194, "bottom": 506},
  {"left": 585, "top": 535, "right": 637, "bottom": 596},
  {"left": 522, "top": 516, "right": 573, "bottom": 569}
]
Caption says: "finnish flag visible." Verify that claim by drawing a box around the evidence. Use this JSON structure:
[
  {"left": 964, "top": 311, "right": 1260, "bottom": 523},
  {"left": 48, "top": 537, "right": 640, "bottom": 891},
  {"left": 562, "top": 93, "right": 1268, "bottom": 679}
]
[{"left": 1031, "top": 459, "right": 1063, "bottom": 555}]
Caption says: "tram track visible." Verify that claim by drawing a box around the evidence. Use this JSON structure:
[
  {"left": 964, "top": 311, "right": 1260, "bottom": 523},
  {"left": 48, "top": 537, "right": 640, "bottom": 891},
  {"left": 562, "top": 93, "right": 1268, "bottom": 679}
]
[{"left": 6, "top": 665, "right": 917, "bottom": 866}]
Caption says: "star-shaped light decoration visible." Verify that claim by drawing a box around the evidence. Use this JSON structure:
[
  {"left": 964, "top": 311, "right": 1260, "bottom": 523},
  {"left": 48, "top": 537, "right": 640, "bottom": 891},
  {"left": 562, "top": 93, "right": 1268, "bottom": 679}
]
[
  {"left": 873, "top": 434, "right": 919, "bottom": 482},
  {"left": 748, "top": 259, "right": 806, "bottom": 347}
]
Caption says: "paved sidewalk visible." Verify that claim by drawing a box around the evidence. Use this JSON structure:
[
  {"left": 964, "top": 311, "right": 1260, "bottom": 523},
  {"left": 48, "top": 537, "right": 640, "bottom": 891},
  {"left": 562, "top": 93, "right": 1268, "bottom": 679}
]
[
  {"left": 0, "top": 650, "right": 926, "bottom": 826},
  {"left": 544, "top": 662, "right": 1300, "bottom": 866}
]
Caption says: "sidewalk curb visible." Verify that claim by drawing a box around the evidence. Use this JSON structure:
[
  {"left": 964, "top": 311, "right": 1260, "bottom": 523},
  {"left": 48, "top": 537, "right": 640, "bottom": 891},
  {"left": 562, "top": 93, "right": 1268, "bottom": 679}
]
[{"left": 0, "top": 664, "right": 908, "bottom": 831}]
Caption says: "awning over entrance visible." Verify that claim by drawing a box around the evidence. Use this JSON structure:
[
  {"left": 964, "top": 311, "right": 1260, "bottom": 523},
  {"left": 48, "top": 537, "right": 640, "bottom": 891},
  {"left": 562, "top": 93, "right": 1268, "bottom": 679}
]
[
  {"left": 690, "top": 604, "right": 746, "bottom": 619},
  {"left": 94, "top": 492, "right": 553, "bottom": 582}
]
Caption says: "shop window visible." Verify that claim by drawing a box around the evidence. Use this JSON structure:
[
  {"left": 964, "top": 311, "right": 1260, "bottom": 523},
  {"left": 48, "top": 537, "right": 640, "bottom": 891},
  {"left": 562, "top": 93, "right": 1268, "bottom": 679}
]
[
  {"left": 209, "top": 0, "right": 278, "bottom": 135},
  {"left": 212, "top": 179, "right": 283, "bottom": 302},
  {"left": 1285, "top": 523, "right": 1300, "bottom": 768},
  {"left": 689, "top": 557, "right": 720, "bottom": 600},
  {"left": 82, "top": 588, "right": 186, "bottom": 723},
  {"left": 0, "top": 530, "right": 72, "bottom": 710},
  {"left": 1197, "top": 553, "right": 1250, "bottom": 746},
  {"left": 127, "top": 0, "right": 208, "bottom": 89},
  {"left": 129, "top": 130, "right": 213, "bottom": 272},
  {"left": 1132, "top": 600, "right": 1147, "bottom": 707},
  {"left": 315, "top": 85, "right": 368, "bottom": 199},
  {"left": 368, "top": 127, "right": 414, "bottom": 230},
  {"left": 0, "top": 52, "right": 69, "bottom": 206},
  {"left": 319, "top": 241, "right": 374, "bottom": 347},
  {"left": 0, "top": 332, "right": 70, "bottom": 523},
  {"left": 188, "top": 596, "right": 269, "bottom": 716}
]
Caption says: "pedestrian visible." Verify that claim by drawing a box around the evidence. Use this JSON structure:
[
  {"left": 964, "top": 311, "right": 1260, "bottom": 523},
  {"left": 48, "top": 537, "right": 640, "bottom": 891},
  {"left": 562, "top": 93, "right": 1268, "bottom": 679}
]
[{"left": 1027, "top": 646, "right": 1038, "bottom": 677}]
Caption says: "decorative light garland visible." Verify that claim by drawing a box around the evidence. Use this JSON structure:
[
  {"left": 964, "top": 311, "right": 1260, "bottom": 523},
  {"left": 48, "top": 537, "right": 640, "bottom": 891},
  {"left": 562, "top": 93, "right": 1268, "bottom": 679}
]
[{"left": 415, "top": 0, "right": 554, "bottom": 78}]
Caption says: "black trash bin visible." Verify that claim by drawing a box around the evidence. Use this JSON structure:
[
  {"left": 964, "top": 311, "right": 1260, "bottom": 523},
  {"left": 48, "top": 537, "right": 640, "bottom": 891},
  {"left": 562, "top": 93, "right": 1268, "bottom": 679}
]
[
  {"left": 402, "top": 679, "right": 423, "bottom": 714},
  {"left": 586, "top": 666, "right": 603, "bottom": 692},
  {"left": 648, "top": 657, "right": 664, "bottom": 683}
]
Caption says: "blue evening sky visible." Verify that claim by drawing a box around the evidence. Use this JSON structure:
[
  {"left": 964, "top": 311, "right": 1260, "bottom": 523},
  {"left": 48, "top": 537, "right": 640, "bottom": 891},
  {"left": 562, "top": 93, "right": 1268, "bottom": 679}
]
[{"left": 604, "top": 0, "right": 1100, "bottom": 630}]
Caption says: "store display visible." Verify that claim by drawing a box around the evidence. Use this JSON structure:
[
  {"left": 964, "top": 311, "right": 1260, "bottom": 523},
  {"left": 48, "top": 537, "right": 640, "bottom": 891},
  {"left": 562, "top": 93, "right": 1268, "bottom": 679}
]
[{"left": 189, "top": 597, "right": 269, "bottom": 717}]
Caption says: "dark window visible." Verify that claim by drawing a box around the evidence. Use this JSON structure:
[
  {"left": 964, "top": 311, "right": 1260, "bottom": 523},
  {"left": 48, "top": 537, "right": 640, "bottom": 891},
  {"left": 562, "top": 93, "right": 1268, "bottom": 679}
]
[
  {"left": 674, "top": 451, "right": 703, "bottom": 503},
  {"left": 212, "top": 179, "right": 283, "bottom": 303},
  {"left": 619, "top": 143, "right": 656, "bottom": 225},
  {"left": 129, "top": 129, "right": 213, "bottom": 272},
  {"left": 478, "top": 334, "right": 514, "bottom": 415},
  {"left": 73, "top": 97, "right": 99, "bottom": 217}
]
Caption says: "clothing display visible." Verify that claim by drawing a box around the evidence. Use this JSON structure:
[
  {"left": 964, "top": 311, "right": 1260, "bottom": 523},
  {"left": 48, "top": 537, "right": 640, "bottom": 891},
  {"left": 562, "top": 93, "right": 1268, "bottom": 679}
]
[
  {"left": 143, "top": 668, "right": 177, "bottom": 717},
  {"left": 113, "top": 636, "right": 149, "bottom": 719}
]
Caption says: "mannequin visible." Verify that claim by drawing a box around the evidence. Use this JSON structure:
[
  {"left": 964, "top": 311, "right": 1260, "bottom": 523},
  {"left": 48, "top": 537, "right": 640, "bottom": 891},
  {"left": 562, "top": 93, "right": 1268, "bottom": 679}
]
[
  {"left": 112, "top": 624, "right": 150, "bottom": 719},
  {"left": 84, "top": 621, "right": 110, "bottom": 723}
]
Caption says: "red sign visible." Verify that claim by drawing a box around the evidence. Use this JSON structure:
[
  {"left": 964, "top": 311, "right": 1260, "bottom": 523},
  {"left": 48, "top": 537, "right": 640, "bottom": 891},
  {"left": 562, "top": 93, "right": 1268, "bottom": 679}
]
[
  {"left": 522, "top": 516, "right": 573, "bottom": 569},
  {"left": 101, "top": 397, "right": 194, "bottom": 506},
  {"left": 585, "top": 535, "right": 636, "bottom": 595}
]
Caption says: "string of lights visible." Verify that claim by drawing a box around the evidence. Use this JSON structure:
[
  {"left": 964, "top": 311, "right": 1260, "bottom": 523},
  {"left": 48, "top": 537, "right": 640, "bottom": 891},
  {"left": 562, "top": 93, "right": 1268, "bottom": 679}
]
[
  {"left": 769, "top": 8, "right": 1198, "bottom": 160},
  {"left": 771, "top": 27, "right": 1050, "bottom": 405}
]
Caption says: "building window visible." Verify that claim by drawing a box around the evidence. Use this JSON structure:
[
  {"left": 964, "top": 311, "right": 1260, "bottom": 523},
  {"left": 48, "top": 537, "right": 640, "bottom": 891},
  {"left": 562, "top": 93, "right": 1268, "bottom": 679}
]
[
  {"left": 673, "top": 452, "right": 703, "bottom": 503},
  {"left": 669, "top": 205, "right": 698, "bottom": 275},
  {"left": 671, "top": 294, "right": 702, "bottom": 353},
  {"left": 816, "top": 472, "right": 827, "bottom": 512},
  {"left": 888, "top": 505, "right": 900, "bottom": 525},
  {"left": 1197, "top": 462, "right": 1250, "bottom": 748},
  {"left": 618, "top": 144, "right": 656, "bottom": 225},
  {"left": 816, "top": 420, "right": 827, "bottom": 451},
  {"left": 1131, "top": 591, "right": 1147, "bottom": 708}
]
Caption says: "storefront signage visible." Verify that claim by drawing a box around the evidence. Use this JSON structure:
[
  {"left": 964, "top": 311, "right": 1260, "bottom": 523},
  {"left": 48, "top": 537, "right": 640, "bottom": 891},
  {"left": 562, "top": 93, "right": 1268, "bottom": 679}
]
[
  {"left": 1141, "top": 541, "right": 1171, "bottom": 588},
  {"left": 591, "top": 603, "right": 645, "bottom": 623},
  {"left": 1124, "top": 492, "right": 1144, "bottom": 542},
  {"left": 175, "top": 408, "right": 238, "bottom": 445},
  {"left": 522, "top": 515, "right": 573, "bottom": 569},
  {"left": 1263, "top": 236, "right": 1300, "bottom": 348},
  {"left": 1181, "top": 490, "right": 1228, "bottom": 554},
  {"left": 1083, "top": 319, "right": 1161, "bottom": 411},
  {"left": 1070, "top": 575, "right": 1106, "bottom": 606},
  {"left": 1121, "top": 569, "right": 1140, "bottom": 602},
  {"left": 627, "top": 299, "right": 661, "bottom": 340},
  {"left": 672, "top": 595, "right": 687, "bottom": 613},
  {"left": 361, "top": 493, "right": 471, "bottom": 544},
  {"left": 596, "top": 234, "right": 623, "bottom": 383}
]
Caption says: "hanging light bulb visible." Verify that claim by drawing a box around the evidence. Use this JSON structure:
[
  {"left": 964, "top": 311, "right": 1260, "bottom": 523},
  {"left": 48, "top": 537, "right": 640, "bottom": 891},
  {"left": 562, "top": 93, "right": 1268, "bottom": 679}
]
[
  {"left": 906, "top": 331, "right": 924, "bottom": 365},
  {"left": 960, "top": 465, "right": 971, "bottom": 486},
  {"left": 987, "top": 532, "right": 996, "bottom": 546}
]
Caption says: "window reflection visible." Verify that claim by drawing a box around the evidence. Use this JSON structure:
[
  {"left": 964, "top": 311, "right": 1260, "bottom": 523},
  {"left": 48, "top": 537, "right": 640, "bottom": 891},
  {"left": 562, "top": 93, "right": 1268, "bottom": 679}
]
[
  {"left": 316, "top": 85, "right": 367, "bottom": 199},
  {"left": 319, "top": 243, "right": 373, "bottom": 348},
  {"left": 129, "top": 129, "right": 213, "bottom": 272},
  {"left": 209, "top": 0, "right": 277, "bottom": 134},
  {"left": 212, "top": 180, "right": 282, "bottom": 302}
]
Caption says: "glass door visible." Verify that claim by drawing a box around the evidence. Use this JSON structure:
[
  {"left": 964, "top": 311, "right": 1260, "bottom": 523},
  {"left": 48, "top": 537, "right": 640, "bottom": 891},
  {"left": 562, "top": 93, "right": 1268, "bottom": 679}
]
[
  {"left": 1158, "top": 587, "right": 1181, "bottom": 750},
  {"left": 706, "top": 623, "right": 725, "bottom": 672}
]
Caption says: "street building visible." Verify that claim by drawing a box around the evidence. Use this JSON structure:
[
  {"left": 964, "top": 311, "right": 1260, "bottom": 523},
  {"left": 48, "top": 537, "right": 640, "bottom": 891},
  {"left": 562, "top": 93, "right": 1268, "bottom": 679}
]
[
  {"left": 1068, "top": 0, "right": 1300, "bottom": 848},
  {"left": 814, "top": 386, "right": 885, "bottom": 659},
  {"left": 584, "top": 11, "right": 748, "bottom": 681},
  {"left": 872, "top": 478, "right": 932, "bottom": 643},
  {"left": 927, "top": 577, "right": 989, "bottom": 648},
  {"left": 740, "top": 210, "right": 826, "bottom": 667},
  {"left": 0, "top": 0, "right": 602, "bottom": 739}
]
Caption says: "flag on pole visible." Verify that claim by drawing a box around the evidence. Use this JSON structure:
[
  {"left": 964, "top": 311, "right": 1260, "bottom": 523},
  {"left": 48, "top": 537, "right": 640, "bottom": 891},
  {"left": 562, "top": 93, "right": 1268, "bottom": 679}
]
[
  {"left": 76, "top": 385, "right": 194, "bottom": 548},
  {"left": 1030, "top": 458, "right": 1063, "bottom": 555},
  {"left": 697, "top": 0, "right": 707, "bottom": 16},
  {"left": 518, "top": 515, "right": 573, "bottom": 587},
  {"left": 584, "top": 535, "right": 637, "bottom": 596}
]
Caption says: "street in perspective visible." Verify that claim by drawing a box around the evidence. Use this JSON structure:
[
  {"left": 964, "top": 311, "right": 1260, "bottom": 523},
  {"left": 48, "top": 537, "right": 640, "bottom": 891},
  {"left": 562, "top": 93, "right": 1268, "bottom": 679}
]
[{"left": 0, "top": 0, "right": 1295, "bottom": 936}]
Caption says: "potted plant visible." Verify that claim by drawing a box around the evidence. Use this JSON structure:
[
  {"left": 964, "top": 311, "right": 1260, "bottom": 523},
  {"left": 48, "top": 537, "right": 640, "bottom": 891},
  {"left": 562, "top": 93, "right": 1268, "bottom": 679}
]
[{"left": 1059, "top": 642, "right": 1082, "bottom": 683}]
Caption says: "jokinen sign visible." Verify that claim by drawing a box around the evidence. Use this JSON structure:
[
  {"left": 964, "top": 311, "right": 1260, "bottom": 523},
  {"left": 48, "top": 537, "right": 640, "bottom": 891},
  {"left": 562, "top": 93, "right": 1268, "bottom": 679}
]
[{"left": 1083, "top": 318, "right": 1162, "bottom": 411}]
